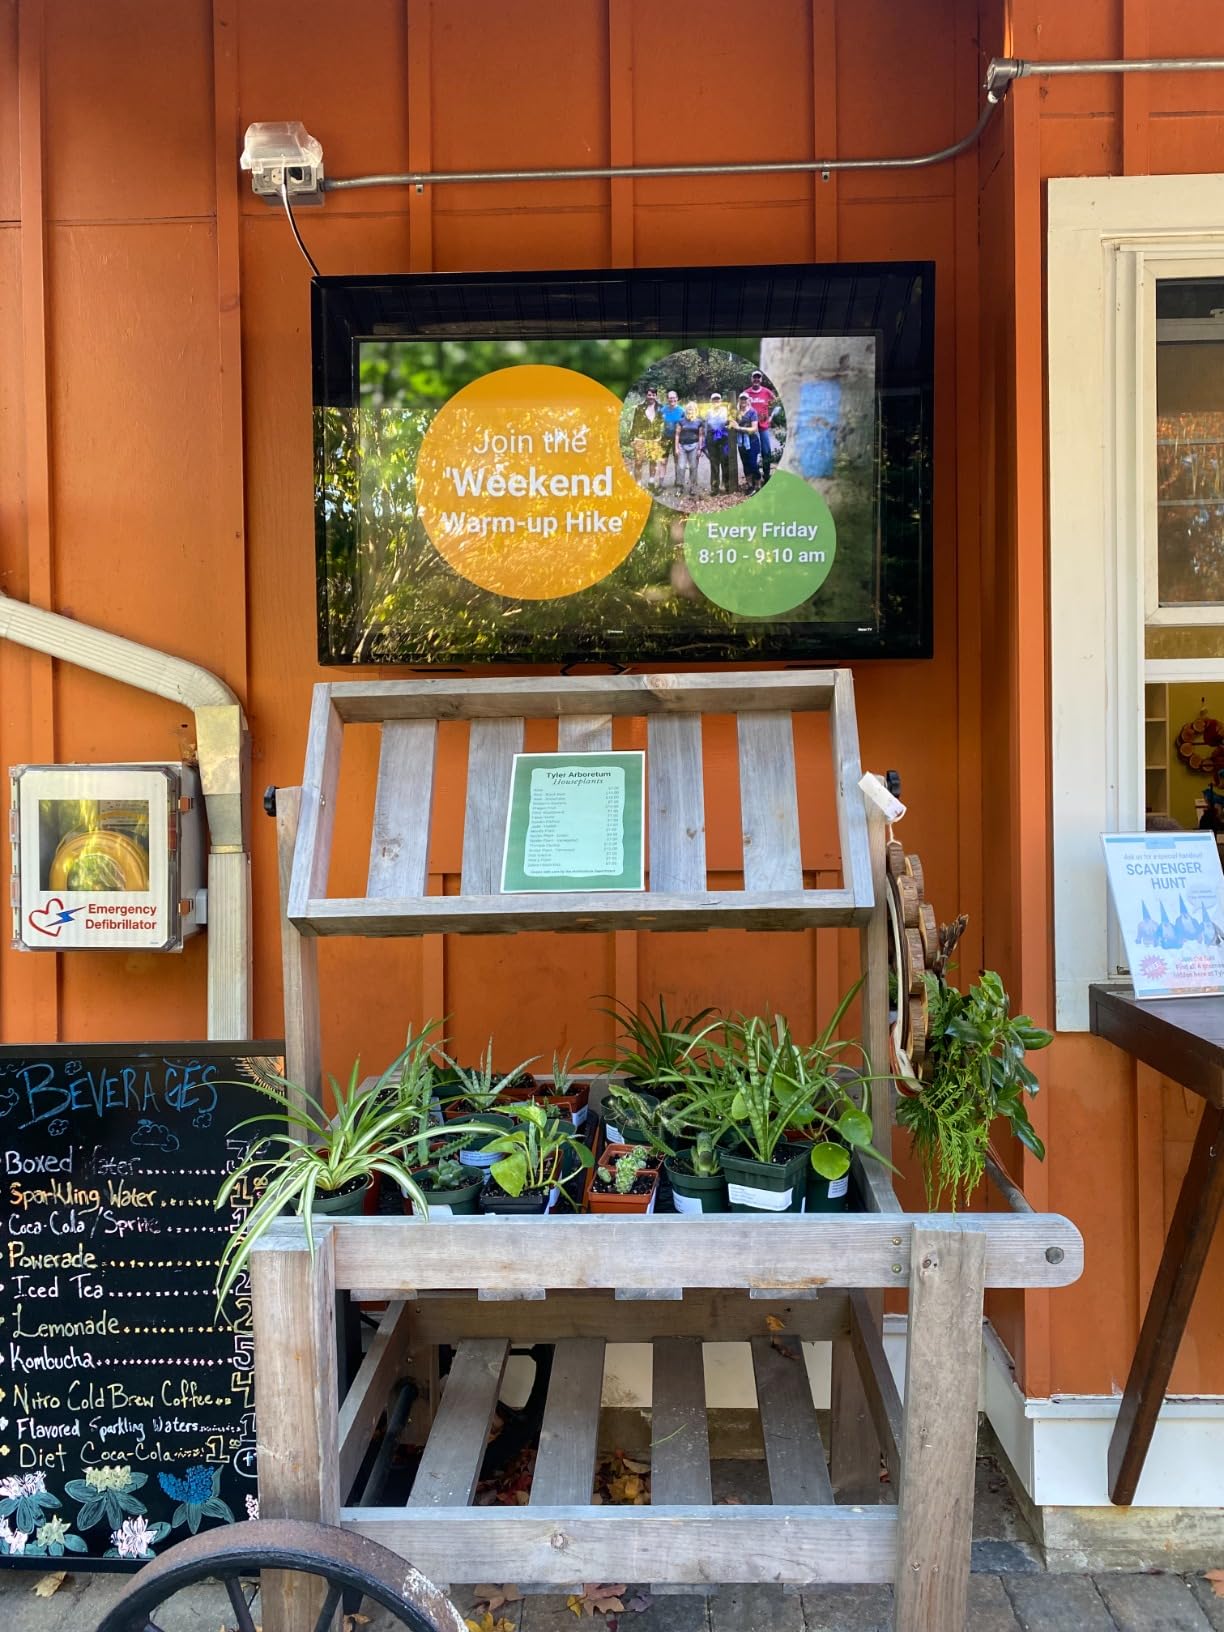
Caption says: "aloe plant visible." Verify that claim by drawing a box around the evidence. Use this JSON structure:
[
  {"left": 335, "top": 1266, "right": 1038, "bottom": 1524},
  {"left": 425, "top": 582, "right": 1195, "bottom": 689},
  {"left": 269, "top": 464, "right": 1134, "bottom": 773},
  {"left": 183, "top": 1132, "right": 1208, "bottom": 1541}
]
[{"left": 446, "top": 1039, "right": 540, "bottom": 1114}]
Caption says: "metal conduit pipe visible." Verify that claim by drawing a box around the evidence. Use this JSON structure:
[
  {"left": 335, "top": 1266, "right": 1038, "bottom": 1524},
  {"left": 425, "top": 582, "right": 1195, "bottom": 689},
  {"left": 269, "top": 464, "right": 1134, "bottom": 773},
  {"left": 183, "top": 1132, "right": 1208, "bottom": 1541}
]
[
  {"left": 0, "top": 592, "right": 252, "bottom": 1042},
  {"left": 317, "top": 55, "right": 1224, "bottom": 193}
]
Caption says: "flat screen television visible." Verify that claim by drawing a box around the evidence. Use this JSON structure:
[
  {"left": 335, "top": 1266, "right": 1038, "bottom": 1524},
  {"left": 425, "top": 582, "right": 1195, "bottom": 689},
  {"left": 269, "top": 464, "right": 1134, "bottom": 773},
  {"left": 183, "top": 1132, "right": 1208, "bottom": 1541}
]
[{"left": 313, "top": 263, "right": 933, "bottom": 666}]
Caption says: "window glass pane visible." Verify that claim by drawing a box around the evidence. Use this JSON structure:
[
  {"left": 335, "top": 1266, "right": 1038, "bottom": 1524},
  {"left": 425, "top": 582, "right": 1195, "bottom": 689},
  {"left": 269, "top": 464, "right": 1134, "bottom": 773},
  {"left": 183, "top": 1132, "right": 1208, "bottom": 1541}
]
[
  {"left": 1156, "top": 277, "right": 1224, "bottom": 607},
  {"left": 1146, "top": 626, "right": 1224, "bottom": 660}
]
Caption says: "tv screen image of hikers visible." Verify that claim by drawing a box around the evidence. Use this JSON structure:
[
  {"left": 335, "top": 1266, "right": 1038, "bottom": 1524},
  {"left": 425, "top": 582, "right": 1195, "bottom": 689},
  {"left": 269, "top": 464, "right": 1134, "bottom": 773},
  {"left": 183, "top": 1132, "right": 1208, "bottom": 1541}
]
[
  {"left": 0, "top": 1043, "right": 281, "bottom": 1567},
  {"left": 318, "top": 329, "right": 903, "bottom": 664}
]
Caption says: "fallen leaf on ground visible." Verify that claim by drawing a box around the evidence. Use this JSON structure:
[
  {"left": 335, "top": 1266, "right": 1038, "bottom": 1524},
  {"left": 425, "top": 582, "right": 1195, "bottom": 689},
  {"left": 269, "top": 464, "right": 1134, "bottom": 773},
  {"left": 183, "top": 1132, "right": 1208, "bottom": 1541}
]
[
  {"left": 32, "top": 1573, "right": 66, "bottom": 1599},
  {"left": 471, "top": 1585, "right": 522, "bottom": 1614},
  {"left": 1204, "top": 1568, "right": 1224, "bottom": 1598},
  {"left": 764, "top": 1314, "right": 785, "bottom": 1332},
  {"left": 464, "top": 1615, "right": 515, "bottom": 1632},
  {"left": 341, "top": 1616, "right": 370, "bottom": 1632},
  {"left": 566, "top": 1583, "right": 628, "bottom": 1616}
]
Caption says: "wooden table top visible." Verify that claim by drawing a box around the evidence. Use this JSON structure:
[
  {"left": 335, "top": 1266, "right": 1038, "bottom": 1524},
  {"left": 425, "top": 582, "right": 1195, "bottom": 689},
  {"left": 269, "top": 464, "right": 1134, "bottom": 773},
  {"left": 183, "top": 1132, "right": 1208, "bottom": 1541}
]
[{"left": 1089, "top": 983, "right": 1224, "bottom": 1105}]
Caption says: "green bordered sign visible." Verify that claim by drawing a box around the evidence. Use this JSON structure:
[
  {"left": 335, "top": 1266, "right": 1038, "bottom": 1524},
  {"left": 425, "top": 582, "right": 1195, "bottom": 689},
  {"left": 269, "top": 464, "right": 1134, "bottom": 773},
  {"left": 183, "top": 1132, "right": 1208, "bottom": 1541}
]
[{"left": 501, "top": 751, "right": 645, "bottom": 893}]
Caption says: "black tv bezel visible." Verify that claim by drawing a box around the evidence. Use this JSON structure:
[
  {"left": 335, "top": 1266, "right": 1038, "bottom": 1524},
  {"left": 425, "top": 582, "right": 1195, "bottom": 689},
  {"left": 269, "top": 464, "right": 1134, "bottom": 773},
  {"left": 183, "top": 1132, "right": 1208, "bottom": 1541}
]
[{"left": 312, "top": 261, "right": 934, "bottom": 667}]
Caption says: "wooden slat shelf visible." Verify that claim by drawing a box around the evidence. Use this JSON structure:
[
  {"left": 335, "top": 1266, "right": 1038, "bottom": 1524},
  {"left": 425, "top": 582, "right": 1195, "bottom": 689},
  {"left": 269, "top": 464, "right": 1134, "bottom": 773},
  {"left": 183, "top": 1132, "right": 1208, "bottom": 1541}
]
[{"left": 260, "top": 668, "right": 1084, "bottom": 1632}]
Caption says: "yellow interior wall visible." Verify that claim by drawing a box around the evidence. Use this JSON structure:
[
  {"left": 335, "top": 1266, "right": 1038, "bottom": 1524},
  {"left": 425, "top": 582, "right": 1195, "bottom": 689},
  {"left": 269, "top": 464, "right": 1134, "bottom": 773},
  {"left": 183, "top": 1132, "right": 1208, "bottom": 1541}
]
[{"left": 1166, "top": 683, "right": 1224, "bottom": 828}]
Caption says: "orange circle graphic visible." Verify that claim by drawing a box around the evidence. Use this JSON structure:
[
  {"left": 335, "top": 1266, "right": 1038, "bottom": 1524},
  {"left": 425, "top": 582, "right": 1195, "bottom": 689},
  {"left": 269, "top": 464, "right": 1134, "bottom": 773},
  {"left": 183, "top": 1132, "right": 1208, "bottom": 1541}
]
[{"left": 416, "top": 365, "right": 652, "bottom": 600}]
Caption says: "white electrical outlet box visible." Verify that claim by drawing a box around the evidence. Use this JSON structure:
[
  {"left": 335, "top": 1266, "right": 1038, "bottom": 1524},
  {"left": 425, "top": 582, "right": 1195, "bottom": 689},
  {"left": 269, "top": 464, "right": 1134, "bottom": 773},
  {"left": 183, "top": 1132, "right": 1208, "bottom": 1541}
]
[{"left": 9, "top": 763, "right": 205, "bottom": 952}]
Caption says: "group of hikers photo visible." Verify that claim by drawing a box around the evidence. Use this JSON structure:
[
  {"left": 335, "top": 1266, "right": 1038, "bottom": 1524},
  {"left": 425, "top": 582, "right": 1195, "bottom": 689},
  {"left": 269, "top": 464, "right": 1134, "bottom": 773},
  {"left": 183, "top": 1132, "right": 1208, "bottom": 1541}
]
[{"left": 623, "top": 364, "right": 785, "bottom": 508}]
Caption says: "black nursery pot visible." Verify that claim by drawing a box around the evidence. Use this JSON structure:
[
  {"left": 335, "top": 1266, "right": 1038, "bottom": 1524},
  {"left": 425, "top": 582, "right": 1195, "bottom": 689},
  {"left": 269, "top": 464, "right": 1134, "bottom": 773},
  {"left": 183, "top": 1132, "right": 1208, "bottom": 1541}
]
[
  {"left": 477, "top": 1183, "right": 555, "bottom": 1216},
  {"left": 719, "top": 1145, "right": 809, "bottom": 1214},
  {"left": 665, "top": 1155, "right": 728, "bottom": 1215}
]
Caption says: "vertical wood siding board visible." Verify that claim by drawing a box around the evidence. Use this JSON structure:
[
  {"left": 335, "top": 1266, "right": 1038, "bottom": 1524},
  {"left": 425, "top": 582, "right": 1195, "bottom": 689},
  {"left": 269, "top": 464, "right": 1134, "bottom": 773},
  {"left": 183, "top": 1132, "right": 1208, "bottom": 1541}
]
[
  {"left": 647, "top": 714, "right": 707, "bottom": 893},
  {"left": 16, "top": 0, "right": 57, "bottom": 1040},
  {"left": 406, "top": 0, "right": 434, "bottom": 272},
  {"left": 368, "top": 719, "right": 438, "bottom": 899},
  {"left": 277, "top": 787, "right": 322, "bottom": 1110},
  {"left": 558, "top": 714, "right": 613, "bottom": 753},
  {"left": 608, "top": 0, "right": 633, "bottom": 265},
  {"left": 651, "top": 1338, "right": 713, "bottom": 1506},
  {"left": 738, "top": 712, "right": 803, "bottom": 892},
  {"left": 529, "top": 1338, "right": 606, "bottom": 1505},
  {"left": 811, "top": 0, "right": 838, "bottom": 260},
  {"left": 893, "top": 1227, "right": 986, "bottom": 1632},
  {"left": 461, "top": 718, "right": 525, "bottom": 894},
  {"left": 750, "top": 1333, "right": 835, "bottom": 1504},
  {"left": 408, "top": 1338, "right": 510, "bottom": 1507},
  {"left": 830, "top": 671, "right": 872, "bottom": 907},
  {"left": 289, "top": 685, "right": 343, "bottom": 919}
]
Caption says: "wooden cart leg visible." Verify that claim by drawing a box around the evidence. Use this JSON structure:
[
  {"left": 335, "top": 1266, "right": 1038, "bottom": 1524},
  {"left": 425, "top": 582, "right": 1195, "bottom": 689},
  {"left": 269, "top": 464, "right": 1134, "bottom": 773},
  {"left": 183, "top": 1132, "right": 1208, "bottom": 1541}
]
[
  {"left": 830, "top": 1301, "right": 883, "bottom": 1503},
  {"left": 1109, "top": 1100, "right": 1224, "bottom": 1503},
  {"left": 253, "top": 1222, "right": 341, "bottom": 1632},
  {"left": 892, "top": 1226, "right": 986, "bottom": 1632}
]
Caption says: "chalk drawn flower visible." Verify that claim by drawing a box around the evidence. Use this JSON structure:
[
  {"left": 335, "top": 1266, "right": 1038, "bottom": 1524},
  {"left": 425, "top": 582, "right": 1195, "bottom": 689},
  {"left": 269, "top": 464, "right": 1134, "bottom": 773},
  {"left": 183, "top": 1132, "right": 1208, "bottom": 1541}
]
[
  {"left": 244, "top": 1495, "right": 259, "bottom": 1521},
  {"left": 67, "top": 1467, "right": 147, "bottom": 1531},
  {"left": 158, "top": 1465, "right": 234, "bottom": 1534},
  {"left": 0, "top": 1472, "right": 59, "bottom": 1535},
  {"left": 29, "top": 1514, "right": 86, "bottom": 1557},
  {"left": 0, "top": 1520, "right": 28, "bottom": 1556},
  {"left": 107, "top": 1515, "right": 169, "bottom": 1560}
]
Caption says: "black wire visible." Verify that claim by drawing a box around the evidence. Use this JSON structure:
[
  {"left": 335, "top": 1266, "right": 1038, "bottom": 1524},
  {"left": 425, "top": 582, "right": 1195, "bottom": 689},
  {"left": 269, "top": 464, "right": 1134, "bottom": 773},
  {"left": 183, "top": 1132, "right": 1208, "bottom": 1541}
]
[{"left": 280, "top": 174, "right": 321, "bottom": 277}]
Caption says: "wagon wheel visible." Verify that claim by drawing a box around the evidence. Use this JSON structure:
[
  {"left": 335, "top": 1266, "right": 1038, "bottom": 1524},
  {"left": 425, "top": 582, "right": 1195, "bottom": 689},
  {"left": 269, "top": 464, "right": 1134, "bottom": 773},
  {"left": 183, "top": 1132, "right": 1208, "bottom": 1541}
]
[
  {"left": 94, "top": 1519, "right": 467, "bottom": 1632},
  {"left": 885, "top": 840, "right": 968, "bottom": 1086}
]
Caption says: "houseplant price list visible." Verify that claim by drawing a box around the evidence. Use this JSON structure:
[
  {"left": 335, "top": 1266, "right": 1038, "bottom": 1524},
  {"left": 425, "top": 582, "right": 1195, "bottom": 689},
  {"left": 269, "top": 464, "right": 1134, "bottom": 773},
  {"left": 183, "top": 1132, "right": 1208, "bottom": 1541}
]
[{"left": 0, "top": 1044, "right": 279, "bottom": 1566}]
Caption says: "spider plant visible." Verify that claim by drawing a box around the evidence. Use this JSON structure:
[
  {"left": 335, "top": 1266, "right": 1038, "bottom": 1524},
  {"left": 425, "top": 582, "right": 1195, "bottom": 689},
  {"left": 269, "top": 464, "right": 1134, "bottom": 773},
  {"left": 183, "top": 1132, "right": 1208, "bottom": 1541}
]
[
  {"left": 214, "top": 1040, "right": 499, "bottom": 1309},
  {"left": 593, "top": 994, "right": 719, "bottom": 1096}
]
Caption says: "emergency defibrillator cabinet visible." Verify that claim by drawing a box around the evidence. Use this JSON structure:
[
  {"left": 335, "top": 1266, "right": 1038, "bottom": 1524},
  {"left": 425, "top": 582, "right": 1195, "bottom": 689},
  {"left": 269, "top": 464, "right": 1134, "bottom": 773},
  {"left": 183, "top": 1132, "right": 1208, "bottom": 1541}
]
[{"left": 9, "top": 763, "right": 205, "bottom": 952}]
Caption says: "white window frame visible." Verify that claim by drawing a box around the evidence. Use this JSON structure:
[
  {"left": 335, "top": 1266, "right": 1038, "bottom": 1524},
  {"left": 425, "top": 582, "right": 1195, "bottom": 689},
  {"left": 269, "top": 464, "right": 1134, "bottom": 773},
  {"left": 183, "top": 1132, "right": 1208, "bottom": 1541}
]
[{"left": 1049, "top": 175, "right": 1224, "bottom": 1031}]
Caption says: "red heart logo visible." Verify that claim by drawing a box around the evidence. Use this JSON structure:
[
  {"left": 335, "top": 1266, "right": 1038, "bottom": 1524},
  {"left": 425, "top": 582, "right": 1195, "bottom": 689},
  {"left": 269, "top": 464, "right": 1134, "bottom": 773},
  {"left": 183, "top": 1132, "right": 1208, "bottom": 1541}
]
[{"left": 28, "top": 899, "right": 67, "bottom": 938}]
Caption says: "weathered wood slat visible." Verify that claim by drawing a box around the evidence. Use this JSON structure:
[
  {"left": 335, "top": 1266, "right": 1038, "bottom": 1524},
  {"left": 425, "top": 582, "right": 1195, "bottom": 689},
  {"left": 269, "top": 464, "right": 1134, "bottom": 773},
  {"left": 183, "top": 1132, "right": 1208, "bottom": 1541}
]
[
  {"left": 647, "top": 714, "right": 707, "bottom": 892},
  {"left": 830, "top": 669, "right": 873, "bottom": 910},
  {"left": 402, "top": 1291, "right": 851, "bottom": 1346},
  {"left": 294, "top": 887, "right": 868, "bottom": 936},
  {"left": 276, "top": 786, "right": 321, "bottom": 1112},
  {"left": 330, "top": 671, "right": 838, "bottom": 724},
  {"left": 343, "top": 1505, "right": 897, "bottom": 1586},
  {"left": 407, "top": 1339, "right": 508, "bottom": 1508},
  {"left": 303, "top": 1213, "right": 1084, "bottom": 1294},
  {"left": 830, "top": 1330, "right": 882, "bottom": 1505},
  {"left": 251, "top": 1226, "right": 339, "bottom": 1632},
  {"left": 558, "top": 714, "right": 613, "bottom": 752},
  {"left": 367, "top": 720, "right": 437, "bottom": 899},
  {"left": 738, "top": 713, "right": 803, "bottom": 892},
  {"left": 337, "top": 1301, "right": 413, "bottom": 1498},
  {"left": 651, "top": 1338, "right": 712, "bottom": 1505},
  {"left": 893, "top": 1227, "right": 987, "bottom": 1632},
  {"left": 460, "top": 718, "right": 524, "bottom": 895},
  {"left": 849, "top": 1288, "right": 903, "bottom": 1492},
  {"left": 751, "top": 1333, "right": 834, "bottom": 1504},
  {"left": 287, "top": 684, "right": 342, "bottom": 924},
  {"left": 530, "top": 1338, "right": 606, "bottom": 1505}
]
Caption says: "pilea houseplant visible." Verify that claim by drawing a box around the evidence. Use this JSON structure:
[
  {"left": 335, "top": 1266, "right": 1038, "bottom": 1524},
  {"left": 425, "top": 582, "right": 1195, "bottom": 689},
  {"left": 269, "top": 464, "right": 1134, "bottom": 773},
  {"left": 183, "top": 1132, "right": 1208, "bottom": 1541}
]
[
  {"left": 478, "top": 1100, "right": 594, "bottom": 1215},
  {"left": 897, "top": 967, "right": 1051, "bottom": 1211}
]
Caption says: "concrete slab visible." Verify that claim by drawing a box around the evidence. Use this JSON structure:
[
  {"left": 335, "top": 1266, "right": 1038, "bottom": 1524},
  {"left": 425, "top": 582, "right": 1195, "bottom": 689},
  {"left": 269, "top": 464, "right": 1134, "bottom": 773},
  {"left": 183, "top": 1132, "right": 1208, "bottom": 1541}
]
[
  {"left": 709, "top": 1583, "right": 804, "bottom": 1631},
  {"left": 1188, "top": 1574, "right": 1224, "bottom": 1631},
  {"left": 518, "top": 1591, "right": 706, "bottom": 1630},
  {"left": 800, "top": 1583, "right": 893, "bottom": 1631},
  {"left": 968, "top": 1574, "right": 1025, "bottom": 1631},
  {"left": 1093, "top": 1572, "right": 1215, "bottom": 1632}
]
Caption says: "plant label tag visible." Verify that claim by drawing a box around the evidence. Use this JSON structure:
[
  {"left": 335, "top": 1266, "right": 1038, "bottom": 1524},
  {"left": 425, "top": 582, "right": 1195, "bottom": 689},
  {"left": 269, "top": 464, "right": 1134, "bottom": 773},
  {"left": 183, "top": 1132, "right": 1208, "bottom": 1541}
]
[
  {"left": 858, "top": 772, "right": 906, "bottom": 822},
  {"left": 672, "top": 1191, "right": 703, "bottom": 1216},
  {"left": 727, "top": 1182, "right": 793, "bottom": 1211},
  {"left": 828, "top": 1174, "right": 850, "bottom": 1199}
]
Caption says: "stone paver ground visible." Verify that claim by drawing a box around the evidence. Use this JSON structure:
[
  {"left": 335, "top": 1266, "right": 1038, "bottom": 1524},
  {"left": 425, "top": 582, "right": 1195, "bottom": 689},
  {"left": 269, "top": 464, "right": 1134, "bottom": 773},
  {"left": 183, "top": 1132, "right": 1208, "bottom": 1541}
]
[{"left": 6, "top": 1449, "right": 1224, "bottom": 1630}]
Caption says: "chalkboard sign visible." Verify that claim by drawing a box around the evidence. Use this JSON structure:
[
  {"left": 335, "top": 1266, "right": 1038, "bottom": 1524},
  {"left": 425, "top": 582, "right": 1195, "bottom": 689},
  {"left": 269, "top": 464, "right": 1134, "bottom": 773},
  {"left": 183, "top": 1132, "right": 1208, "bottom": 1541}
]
[{"left": 0, "top": 1042, "right": 282, "bottom": 1568}]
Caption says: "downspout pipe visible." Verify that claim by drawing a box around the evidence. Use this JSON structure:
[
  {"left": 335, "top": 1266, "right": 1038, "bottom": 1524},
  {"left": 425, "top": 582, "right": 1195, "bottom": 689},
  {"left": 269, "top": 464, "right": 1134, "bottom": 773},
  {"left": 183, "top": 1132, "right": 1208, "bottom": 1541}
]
[{"left": 0, "top": 592, "right": 252, "bottom": 1042}]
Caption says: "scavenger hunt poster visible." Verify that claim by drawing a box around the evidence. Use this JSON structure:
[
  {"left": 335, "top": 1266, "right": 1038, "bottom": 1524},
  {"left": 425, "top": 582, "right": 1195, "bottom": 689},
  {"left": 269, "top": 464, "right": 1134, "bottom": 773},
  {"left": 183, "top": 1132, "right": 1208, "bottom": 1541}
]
[{"left": 1102, "top": 832, "right": 1224, "bottom": 998}]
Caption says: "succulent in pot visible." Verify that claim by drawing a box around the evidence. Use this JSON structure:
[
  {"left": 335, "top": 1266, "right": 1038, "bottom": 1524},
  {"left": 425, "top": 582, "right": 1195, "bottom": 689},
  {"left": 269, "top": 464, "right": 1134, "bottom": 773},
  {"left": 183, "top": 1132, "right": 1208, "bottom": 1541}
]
[
  {"left": 500, "top": 1049, "right": 592, "bottom": 1127},
  {"left": 407, "top": 1155, "right": 484, "bottom": 1217},
  {"left": 586, "top": 1144, "right": 660, "bottom": 1214},
  {"left": 444, "top": 1039, "right": 540, "bottom": 1118},
  {"left": 478, "top": 1101, "right": 594, "bottom": 1215},
  {"left": 665, "top": 1133, "right": 728, "bottom": 1215}
]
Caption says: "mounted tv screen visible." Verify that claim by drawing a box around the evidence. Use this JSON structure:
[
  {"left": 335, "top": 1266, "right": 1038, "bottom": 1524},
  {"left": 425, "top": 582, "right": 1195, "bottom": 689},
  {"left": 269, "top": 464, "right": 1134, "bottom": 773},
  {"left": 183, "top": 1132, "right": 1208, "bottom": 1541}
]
[{"left": 313, "top": 263, "right": 933, "bottom": 666}]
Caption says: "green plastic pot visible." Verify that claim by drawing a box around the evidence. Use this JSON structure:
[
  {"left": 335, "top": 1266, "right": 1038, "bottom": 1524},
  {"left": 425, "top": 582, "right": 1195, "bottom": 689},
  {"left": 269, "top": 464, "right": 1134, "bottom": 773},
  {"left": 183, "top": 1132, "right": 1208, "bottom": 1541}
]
[
  {"left": 407, "top": 1170, "right": 484, "bottom": 1217},
  {"left": 456, "top": 1112, "right": 516, "bottom": 1172},
  {"left": 805, "top": 1164, "right": 851, "bottom": 1213},
  {"left": 602, "top": 1092, "right": 659, "bottom": 1147},
  {"left": 719, "top": 1146, "right": 809, "bottom": 1214},
  {"left": 665, "top": 1155, "right": 727, "bottom": 1215},
  {"left": 309, "top": 1177, "right": 374, "bottom": 1217}
]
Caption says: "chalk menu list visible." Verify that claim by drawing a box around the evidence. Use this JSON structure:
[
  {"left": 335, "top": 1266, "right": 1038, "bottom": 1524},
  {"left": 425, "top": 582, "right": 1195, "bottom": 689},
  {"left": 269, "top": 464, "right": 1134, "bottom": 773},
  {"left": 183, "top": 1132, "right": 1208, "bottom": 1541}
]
[{"left": 0, "top": 1043, "right": 281, "bottom": 1567}]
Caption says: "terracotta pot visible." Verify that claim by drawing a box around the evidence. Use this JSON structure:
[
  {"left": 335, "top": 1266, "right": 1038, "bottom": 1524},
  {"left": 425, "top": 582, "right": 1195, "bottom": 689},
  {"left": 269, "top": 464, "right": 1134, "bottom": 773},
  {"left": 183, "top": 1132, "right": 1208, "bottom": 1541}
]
[{"left": 585, "top": 1144, "right": 660, "bottom": 1214}]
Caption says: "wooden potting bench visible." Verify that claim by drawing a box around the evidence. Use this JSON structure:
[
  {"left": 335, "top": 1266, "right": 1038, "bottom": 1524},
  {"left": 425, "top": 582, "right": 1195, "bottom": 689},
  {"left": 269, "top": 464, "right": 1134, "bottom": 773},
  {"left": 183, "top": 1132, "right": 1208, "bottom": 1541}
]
[{"left": 255, "top": 671, "right": 1082, "bottom": 1632}]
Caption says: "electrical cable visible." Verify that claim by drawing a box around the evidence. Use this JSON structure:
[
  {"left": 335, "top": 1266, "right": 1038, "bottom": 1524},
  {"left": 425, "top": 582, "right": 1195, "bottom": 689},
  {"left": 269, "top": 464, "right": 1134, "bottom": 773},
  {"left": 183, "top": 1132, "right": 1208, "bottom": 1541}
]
[{"left": 280, "top": 174, "right": 321, "bottom": 277}]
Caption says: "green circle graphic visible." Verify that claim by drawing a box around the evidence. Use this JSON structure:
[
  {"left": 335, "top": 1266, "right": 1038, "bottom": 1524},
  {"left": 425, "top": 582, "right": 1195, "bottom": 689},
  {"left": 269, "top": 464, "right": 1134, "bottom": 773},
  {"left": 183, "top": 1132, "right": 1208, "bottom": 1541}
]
[{"left": 683, "top": 472, "right": 836, "bottom": 616}]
